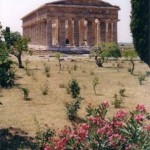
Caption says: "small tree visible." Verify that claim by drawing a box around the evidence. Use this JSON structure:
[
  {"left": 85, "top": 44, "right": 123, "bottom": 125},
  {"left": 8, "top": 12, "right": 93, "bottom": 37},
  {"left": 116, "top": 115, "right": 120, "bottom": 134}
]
[
  {"left": 90, "top": 43, "right": 121, "bottom": 67},
  {"left": 68, "top": 79, "right": 80, "bottom": 99},
  {"left": 0, "top": 23, "right": 15, "bottom": 88},
  {"left": 55, "top": 53, "right": 61, "bottom": 70},
  {"left": 92, "top": 76, "right": 99, "bottom": 95},
  {"left": 122, "top": 50, "right": 138, "bottom": 75},
  {"left": 3, "top": 28, "right": 29, "bottom": 68}
]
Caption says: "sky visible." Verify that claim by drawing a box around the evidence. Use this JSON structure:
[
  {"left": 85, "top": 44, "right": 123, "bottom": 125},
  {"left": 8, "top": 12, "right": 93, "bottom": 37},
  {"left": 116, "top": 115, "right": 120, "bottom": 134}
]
[{"left": 0, "top": 0, "right": 132, "bottom": 43}]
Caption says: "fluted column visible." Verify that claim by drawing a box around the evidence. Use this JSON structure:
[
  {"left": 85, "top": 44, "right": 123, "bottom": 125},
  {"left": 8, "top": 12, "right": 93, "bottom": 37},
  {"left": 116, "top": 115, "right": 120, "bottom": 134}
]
[
  {"left": 105, "top": 21, "right": 109, "bottom": 42},
  {"left": 98, "top": 21, "right": 101, "bottom": 43},
  {"left": 46, "top": 19, "right": 53, "bottom": 48},
  {"left": 68, "top": 19, "right": 73, "bottom": 46},
  {"left": 58, "top": 18, "right": 66, "bottom": 46},
  {"left": 113, "top": 21, "right": 117, "bottom": 43},
  {"left": 73, "top": 18, "right": 80, "bottom": 47},
  {"left": 79, "top": 20, "right": 85, "bottom": 46},
  {"left": 87, "top": 18, "right": 95, "bottom": 46}
]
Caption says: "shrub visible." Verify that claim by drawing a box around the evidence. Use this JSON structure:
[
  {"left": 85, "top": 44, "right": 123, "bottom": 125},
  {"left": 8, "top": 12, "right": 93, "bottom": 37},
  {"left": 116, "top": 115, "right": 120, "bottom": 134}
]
[
  {"left": 25, "top": 68, "right": 32, "bottom": 76},
  {"left": 41, "top": 102, "right": 150, "bottom": 150},
  {"left": 41, "top": 82, "right": 49, "bottom": 95},
  {"left": 35, "top": 118, "right": 55, "bottom": 150},
  {"left": 90, "top": 70, "right": 94, "bottom": 75},
  {"left": 138, "top": 74, "right": 146, "bottom": 85},
  {"left": 73, "top": 64, "right": 78, "bottom": 71},
  {"left": 44, "top": 65, "right": 50, "bottom": 78},
  {"left": 25, "top": 59, "right": 30, "bottom": 68},
  {"left": 0, "top": 51, "right": 15, "bottom": 88},
  {"left": 0, "top": 67, "right": 15, "bottom": 88},
  {"left": 59, "top": 83, "right": 65, "bottom": 88},
  {"left": 68, "top": 79, "right": 80, "bottom": 98},
  {"left": 55, "top": 53, "right": 61, "bottom": 70},
  {"left": 92, "top": 76, "right": 99, "bottom": 95},
  {"left": 119, "top": 88, "right": 126, "bottom": 97},
  {"left": 112, "top": 94, "right": 123, "bottom": 108},
  {"left": 65, "top": 96, "right": 83, "bottom": 121},
  {"left": 0, "top": 23, "right": 15, "bottom": 88},
  {"left": 21, "top": 88, "right": 30, "bottom": 100}
]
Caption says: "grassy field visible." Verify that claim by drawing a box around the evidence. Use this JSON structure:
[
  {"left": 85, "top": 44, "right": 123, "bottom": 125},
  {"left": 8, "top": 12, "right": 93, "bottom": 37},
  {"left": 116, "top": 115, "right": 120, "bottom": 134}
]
[{"left": 0, "top": 54, "right": 150, "bottom": 136}]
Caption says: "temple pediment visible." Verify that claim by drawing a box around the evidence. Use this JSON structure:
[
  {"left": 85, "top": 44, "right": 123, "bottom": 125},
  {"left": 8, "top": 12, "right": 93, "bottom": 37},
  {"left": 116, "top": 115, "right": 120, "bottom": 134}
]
[{"left": 48, "top": 0, "right": 118, "bottom": 8}]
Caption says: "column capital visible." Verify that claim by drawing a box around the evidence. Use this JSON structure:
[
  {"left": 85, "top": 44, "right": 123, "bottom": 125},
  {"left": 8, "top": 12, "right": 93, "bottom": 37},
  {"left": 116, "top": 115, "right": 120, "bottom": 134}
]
[
  {"left": 111, "top": 19, "right": 119, "bottom": 23},
  {"left": 58, "top": 17, "right": 66, "bottom": 21},
  {"left": 46, "top": 18, "right": 55, "bottom": 23},
  {"left": 86, "top": 18, "right": 95, "bottom": 22},
  {"left": 73, "top": 17, "right": 82, "bottom": 22}
]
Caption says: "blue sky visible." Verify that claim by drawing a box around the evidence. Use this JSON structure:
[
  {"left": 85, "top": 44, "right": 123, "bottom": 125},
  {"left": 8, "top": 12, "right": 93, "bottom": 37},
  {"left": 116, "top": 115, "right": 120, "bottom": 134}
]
[{"left": 0, "top": 0, "right": 132, "bottom": 43}]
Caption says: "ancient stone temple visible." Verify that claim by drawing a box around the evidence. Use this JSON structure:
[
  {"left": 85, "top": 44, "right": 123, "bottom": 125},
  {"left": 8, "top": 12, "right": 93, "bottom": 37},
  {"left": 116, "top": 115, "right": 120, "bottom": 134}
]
[{"left": 22, "top": 0, "right": 120, "bottom": 52}]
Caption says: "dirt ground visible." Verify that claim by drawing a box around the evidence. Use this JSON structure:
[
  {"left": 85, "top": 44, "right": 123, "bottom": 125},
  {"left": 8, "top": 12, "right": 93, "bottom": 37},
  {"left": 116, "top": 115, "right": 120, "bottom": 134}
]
[{"left": 0, "top": 54, "right": 150, "bottom": 136}]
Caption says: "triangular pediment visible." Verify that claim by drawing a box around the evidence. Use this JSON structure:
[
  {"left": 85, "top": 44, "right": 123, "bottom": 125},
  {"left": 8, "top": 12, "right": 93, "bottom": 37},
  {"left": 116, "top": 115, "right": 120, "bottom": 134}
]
[{"left": 48, "top": 0, "right": 116, "bottom": 8}]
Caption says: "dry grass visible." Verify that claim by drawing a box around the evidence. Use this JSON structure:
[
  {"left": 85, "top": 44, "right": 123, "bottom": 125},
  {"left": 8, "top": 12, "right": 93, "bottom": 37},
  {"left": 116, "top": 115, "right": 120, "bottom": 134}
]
[{"left": 0, "top": 54, "right": 150, "bottom": 136}]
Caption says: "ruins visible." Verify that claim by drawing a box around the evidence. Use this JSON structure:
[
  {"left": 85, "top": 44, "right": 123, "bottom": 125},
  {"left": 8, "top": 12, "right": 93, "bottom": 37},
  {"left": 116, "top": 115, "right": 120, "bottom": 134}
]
[{"left": 22, "top": 0, "right": 120, "bottom": 52}]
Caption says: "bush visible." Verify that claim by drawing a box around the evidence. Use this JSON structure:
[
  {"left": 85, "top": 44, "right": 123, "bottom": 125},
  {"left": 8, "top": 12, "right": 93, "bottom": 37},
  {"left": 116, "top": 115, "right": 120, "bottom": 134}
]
[
  {"left": 92, "top": 76, "right": 99, "bottom": 95},
  {"left": 112, "top": 94, "right": 123, "bottom": 108},
  {"left": 119, "top": 88, "right": 126, "bottom": 97},
  {"left": 35, "top": 119, "right": 55, "bottom": 150},
  {"left": 65, "top": 96, "right": 83, "bottom": 121},
  {"left": 41, "top": 82, "right": 49, "bottom": 95},
  {"left": 21, "top": 88, "right": 30, "bottom": 100},
  {"left": 44, "top": 65, "right": 50, "bottom": 78},
  {"left": 0, "top": 59, "right": 15, "bottom": 88},
  {"left": 41, "top": 102, "right": 150, "bottom": 150},
  {"left": 68, "top": 79, "right": 80, "bottom": 98},
  {"left": 138, "top": 74, "right": 146, "bottom": 85},
  {"left": 73, "top": 64, "right": 78, "bottom": 71}
]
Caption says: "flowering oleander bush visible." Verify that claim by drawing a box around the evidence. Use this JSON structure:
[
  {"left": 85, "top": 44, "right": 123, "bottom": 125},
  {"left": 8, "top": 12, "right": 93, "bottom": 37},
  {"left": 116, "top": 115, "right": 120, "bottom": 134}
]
[{"left": 37, "top": 102, "right": 150, "bottom": 150}]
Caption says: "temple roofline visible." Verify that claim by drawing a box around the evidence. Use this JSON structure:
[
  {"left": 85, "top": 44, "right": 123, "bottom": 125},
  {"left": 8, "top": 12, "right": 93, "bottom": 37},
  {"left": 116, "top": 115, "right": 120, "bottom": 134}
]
[{"left": 21, "top": 0, "right": 120, "bottom": 20}]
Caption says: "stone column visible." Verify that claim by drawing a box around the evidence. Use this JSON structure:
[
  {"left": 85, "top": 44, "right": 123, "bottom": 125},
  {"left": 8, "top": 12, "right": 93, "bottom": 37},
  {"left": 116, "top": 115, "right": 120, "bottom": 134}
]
[
  {"left": 98, "top": 21, "right": 101, "bottom": 43},
  {"left": 79, "top": 20, "right": 85, "bottom": 46},
  {"left": 87, "top": 18, "right": 95, "bottom": 46},
  {"left": 43, "top": 20, "right": 47, "bottom": 46},
  {"left": 73, "top": 18, "right": 80, "bottom": 47},
  {"left": 33, "top": 24, "right": 35, "bottom": 44},
  {"left": 58, "top": 18, "right": 66, "bottom": 46},
  {"left": 94, "top": 21, "right": 98, "bottom": 45},
  {"left": 105, "top": 21, "right": 109, "bottom": 42},
  {"left": 41, "top": 22, "right": 44, "bottom": 45},
  {"left": 111, "top": 22, "right": 114, "bottom": 42},
  {"left": 46, "top": 19, "right": 53, "bottom": 48},
  {"left": 113, "top": 21, "right": 117, "bottom": 43},
  {"left": 68, "top": 19, "right": 73, "bottom": 46}
]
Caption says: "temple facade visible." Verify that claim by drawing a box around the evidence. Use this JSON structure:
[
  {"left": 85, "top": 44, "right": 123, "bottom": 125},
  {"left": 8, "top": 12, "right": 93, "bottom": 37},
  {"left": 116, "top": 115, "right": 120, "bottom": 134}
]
[{"left": 22, "top": 0, "right": 120, "bottom": 52}]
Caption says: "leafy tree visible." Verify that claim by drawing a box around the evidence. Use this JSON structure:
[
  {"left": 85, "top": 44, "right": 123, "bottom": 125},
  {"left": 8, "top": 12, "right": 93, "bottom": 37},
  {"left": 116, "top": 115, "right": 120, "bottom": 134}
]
[
  {"left": 130, "top": 0, "right": 150, "bottom": 66},
  {"left": 3, "top": 28, "right": 29, "bottom": 68},
  {"left": 122, "top": 50, "right": 138, "bottom": 75},
  {"left": 90, "top": 43, "right": 121, "bottom": 67},
  {"left": 0, "top": 23, "right": 15, "bottom": 88}
]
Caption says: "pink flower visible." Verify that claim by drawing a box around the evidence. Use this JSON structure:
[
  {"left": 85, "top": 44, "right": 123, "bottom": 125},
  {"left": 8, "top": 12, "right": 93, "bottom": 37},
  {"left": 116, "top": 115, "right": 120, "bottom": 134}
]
[
  {"left": 109, "top": 134, "right": 122, "bottom": 146},
  {"left": 97, "top": 123, "right": 113, "bottom": 136},
  {"left": 88, "top": 116, "right": 104, "bottom": 125},
  {"left": 55, "top": 138, "right": 67, "bottom": 150},
  {"left": 113, "top": 121, "right": 124, "bottom": 128},
  {"left": 44, "top": 145, "right": 51, "bottom": 150},
  {"left": 76, "top": 124, "right": 89, "bottom": 141},
  {"left": 114, "top": 110, "right": 127, "bottom": 121},
  {"left": 145, "top": 124, "right": 150, "bottom": 131},
  {"left": 135, "top": 104, "right": 146, "bottom": 113},
  {"left": 134, "top": 114, "right": 145, "bottom": 123},
  {"left": 80, "top": 123, "right": 90, "bottom": 130},
  {"left": 101, "top": 101, "right": 109, "bottom": 108}
]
